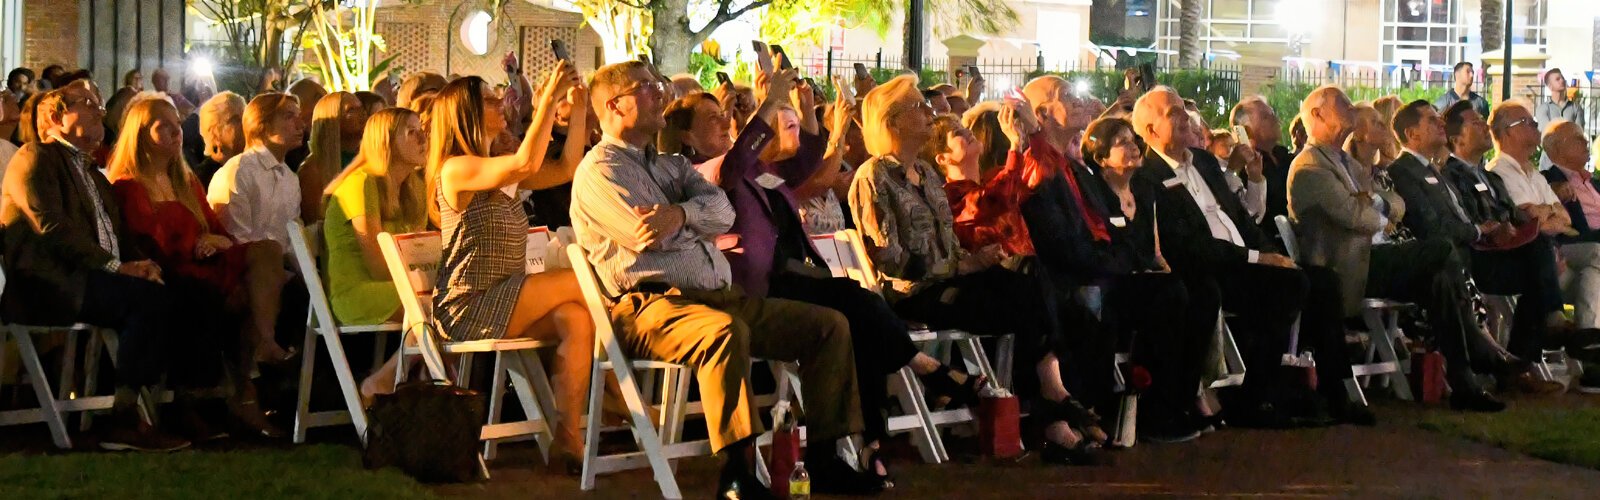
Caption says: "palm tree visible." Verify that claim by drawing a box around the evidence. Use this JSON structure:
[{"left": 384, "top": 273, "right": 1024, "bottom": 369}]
[
  {"left": 1177, "top": 0, "right": 1202, "bottom": 68},
  {"left": 1480, "top": 0, "right": 1503, "bottom": 52}
]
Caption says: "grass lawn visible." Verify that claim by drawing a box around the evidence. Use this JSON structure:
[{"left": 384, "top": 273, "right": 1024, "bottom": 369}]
[
  {"left": 1420, "top": 404, "right": 1600, "bottom": 470},
  {"left": 0, "top": 444, "right": 435, "bottom": 499}
]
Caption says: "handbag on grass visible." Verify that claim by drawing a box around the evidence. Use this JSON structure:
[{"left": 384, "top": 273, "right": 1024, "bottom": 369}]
[{"left": 362, "top": 322, "right": 487, "bottom": 483}]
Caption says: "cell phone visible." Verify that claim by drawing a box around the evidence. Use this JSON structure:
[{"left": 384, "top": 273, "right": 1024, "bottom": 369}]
[
  {"left": 853, "top": 63, "right": 871, "bottom": 80},
  {"left": 802, "top": 77, "right": 815, "bottom": 90},
  {"left": 716, "top": 72, "right": 732, "bottom": 85},
  {"left": 1232, "top": 124, "right": 1252, "bottom": 149},
  {"left": 834, "top": 76, "right": 856, "bottom": 106},
  {"left": 770, "top": 44, "right": 794, "bottom": 70},
  {"left": 752, "top": 41, "right": 774, "bottom": 74},
  {"left": 1138, "top": 63, "right": 1157, "bottom": 92},
  {"left": 550, "top": 39, "right": 571, "bottom": 63}
]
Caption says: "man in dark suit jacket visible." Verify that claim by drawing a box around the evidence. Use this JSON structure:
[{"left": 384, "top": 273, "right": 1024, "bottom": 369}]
[
  {"left": 1, "top": 85, "right": 204, "bottom": 451},
  {"left": 1441, "top": 100, "right": 1524, "bottom": 228},
  {"left": 1388, "top": 100, "right": 1552, "bottom": 393},
  {"left": 1131, "top": 87, "right": 1357, "bottom": 428}
]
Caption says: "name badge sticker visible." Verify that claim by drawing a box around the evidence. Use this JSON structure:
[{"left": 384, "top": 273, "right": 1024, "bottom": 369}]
[
  {"left": 755, "top": 172, "right": 785, "bottom": 189},
  {"left": 1162, "top": 177, "right": 1184, "bottom": 189},
  {"left": 1425, "top": 176, "right": 1440, "bottom": 184},
  {"left": 1109, "top": 216, "right": 1128, "bottom": 227},
  {"left": 1475, "top": 183, "right": 1489, "bottom": 192}
]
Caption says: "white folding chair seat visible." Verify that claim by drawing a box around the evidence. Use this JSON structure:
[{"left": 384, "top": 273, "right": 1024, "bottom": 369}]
[
  {"left": 0, "top": 264, "right": 122, "bottom": 449},
  {"left": 1275, "top": 215, "right": 1413, "bottom": 404},
  {"left": 377, "top": 230, "right": 563, "bottom": 467},
  {"left": 286, "top": 221, "right": 405, "bottom": 444}
]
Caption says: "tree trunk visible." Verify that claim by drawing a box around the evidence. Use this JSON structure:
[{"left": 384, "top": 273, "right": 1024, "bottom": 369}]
[
  {"left": 1176, "top": 0, "right": 1201, "bottom": 68},
  {"left": 902, "top": 0, "right": 925, "bottom": 72},
  {"left": 649, "top": 0, "right": 697, "bottom": 75},
  {"left": 1480, "top": 0, "right": 1503, "bottom": 52}
]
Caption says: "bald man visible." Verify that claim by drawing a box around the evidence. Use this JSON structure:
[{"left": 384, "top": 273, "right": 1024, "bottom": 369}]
[
  {"left": 1287, "top": 85, "right": 1509, "bottom": 412},
  {"left": 1130, "top": 86, "right": 1342, "bottom": 429}
]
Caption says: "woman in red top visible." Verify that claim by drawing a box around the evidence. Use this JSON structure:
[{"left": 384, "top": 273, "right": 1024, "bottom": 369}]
[{"left": 108, "top": 97, "right": 285, "bottom": 439}]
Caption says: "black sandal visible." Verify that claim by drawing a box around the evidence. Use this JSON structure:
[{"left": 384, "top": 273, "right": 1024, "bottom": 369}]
[
  {"left": 1038, "top": 398, "right": 1109, "bottom": 446},
  {"left": 859, "top": 445, "right": 895, "bottom": 490},
  {"left": 921, "top": 365, "right": 987, "bottom": 409}
]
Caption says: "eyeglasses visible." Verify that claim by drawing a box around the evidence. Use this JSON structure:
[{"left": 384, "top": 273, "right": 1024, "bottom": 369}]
[
  {"left": 64, "top": 96, "right": 104, "bottom": 113},
  {"left": 1502, "top": 117, "right": 1535, "bottom": 130},
  {"left": 610, "top": 81, "right": 666, "bottom": 105}
]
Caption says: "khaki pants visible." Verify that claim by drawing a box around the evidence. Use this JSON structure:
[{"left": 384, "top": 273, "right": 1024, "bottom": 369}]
[
  {"left": 609, "top": 286, "right": 862, "bottom": 453},
  {"left": 1561, "top": 242, "right": 1600, "bottom": 330}
]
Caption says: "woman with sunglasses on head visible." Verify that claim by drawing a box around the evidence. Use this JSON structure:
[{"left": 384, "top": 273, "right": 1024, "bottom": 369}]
[{"left": 419, "top": 61, "right": 594, "bottom": 465}]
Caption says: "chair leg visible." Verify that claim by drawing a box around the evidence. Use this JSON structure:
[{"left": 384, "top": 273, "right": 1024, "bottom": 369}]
[
  {"left": 322, "top": 328, "right": 371, "bottom": 444},
  {"left": 1376, "top": 310, "right": 1414, "bottom": 401},
  {"left": 80, "top": 328, "right": 104, "bottom": 432},
  {"left": 292, "top": 326, "right": 321, "bottom": 444},
  {"left": 891, "top": 366, "right": 948, "bottom": 463},
  {"left": 483, "top": 352, "right": 508, "bottom": 460},
  {"left": 58, "top": 329, "right": 78, "bottom": 403},
  {"left": 14, "top": 328, "right": 72, "bottom": 449},
  {"left": 511, "top": 351, "right": 558, "bottom": 463},
  {"left": 607, "top": 342, "right": 682, "bottom": 498},
  {"left": 580, "top": 360, "right": 609, "bottom": 491}
]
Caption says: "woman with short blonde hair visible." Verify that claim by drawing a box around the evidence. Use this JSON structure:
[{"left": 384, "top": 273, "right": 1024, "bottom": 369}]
[{"left": 195, "top": 91, "right": 246, "bottom": 185}]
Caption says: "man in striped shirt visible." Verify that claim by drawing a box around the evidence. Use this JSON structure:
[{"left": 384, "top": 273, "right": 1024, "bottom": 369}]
[{"left": 570, "top": 60, "right": 880, "bottom": 497}]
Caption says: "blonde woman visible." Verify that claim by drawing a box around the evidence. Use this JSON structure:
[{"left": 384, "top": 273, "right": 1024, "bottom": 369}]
[
  {"left": 299, "top": 91, "right": 367, "bottom": 223},
  {"left": 323, "top": 108, "right": 427, "bottom": 325},
  {"left": 108, "top": 97, "right": 285, "bottom": 438},
  {"left": 195, "top": 91, "right": 245, "bottom": 186},
  {"left": 207, "top": 92, "right": 303, "bottom": 363}
]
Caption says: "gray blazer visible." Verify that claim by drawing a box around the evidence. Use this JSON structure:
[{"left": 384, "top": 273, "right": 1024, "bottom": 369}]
[{"left": 1286, "top": 144, "right": 1391, "bottom": 316}]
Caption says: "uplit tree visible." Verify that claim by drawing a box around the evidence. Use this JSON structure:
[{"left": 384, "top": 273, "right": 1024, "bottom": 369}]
[
  {"left": 1480, "top": 0, "right": 1503, "bottom": 53},
  {"left": 1176, "top": 0, "right": 1201, "bottom": 68},
  {"left": 190, "top": 0, "right": 314, "bottom": 93},
  {"left": 301, "top": 0, "right": 412, "bottom": 91}
]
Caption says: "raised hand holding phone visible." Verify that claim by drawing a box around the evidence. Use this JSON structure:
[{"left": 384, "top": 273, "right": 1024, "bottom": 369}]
[{"left": 752, "top": 41, "right": 775, "bottom": 75}]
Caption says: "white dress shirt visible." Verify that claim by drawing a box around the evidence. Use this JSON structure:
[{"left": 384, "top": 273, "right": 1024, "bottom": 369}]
[
  {"left": 206, "top": 146, "right": 302, "bottom": 248},
  {"left": 1156, "top": 148, "right": 1259, "bottom": 263},
  {"left": 1216, "top": 159, "right": 1269, "bottom": 223},
  {"left": 1486, "top": 154, "right": 1561, "bottom": 206}
]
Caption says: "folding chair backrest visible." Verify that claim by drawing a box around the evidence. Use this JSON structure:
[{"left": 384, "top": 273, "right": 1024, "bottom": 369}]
[
  {"left": 1274, "top": 215, "right": 1300, "bottom": 262},
  {"left": 287, "top": 221, "right": 338, "bottom": 330},
  {"left": 526, "top": 226, "right": 553, "bottom": 274},
  {"left": 565, "top": 243, "right": 622, "bottom": 360},
  {"left": 809, "top": 229, "right": 881, "bottom": 293},
  {"left": 377, "top": 231, "right": 443, "bottom": 328}
]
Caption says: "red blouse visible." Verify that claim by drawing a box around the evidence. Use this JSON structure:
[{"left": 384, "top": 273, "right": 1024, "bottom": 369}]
[
  {"left": 112, "top": 178, "right": 249, "bottom": 294},
  {"left": 945, "top": 149, "right": 1041, "bottom": 256}
]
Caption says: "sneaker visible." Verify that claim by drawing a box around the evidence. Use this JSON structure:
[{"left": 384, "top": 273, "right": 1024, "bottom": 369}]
[
  {"left": 1579, "top": 369, "right": 1600, "bottom": 395},
  {"left": 101, "top": 416, "right": 191, "bottom": 452}
]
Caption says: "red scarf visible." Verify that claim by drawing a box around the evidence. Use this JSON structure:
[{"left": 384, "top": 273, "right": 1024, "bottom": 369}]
[{"left": 1027, "top": 133, "right": 1110, "bottom": 242}]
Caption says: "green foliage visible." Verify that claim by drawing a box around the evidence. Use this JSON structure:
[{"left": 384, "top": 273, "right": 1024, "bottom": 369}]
[
  {"left": 1261, "top": 81, "right": 1448, "bottom": 144},
  {"left": 757, "top": 0, "right": 1016, "bottom": 59},
  {"left": 1421, "top": 404, "right": 1600, "bottom": 471}
]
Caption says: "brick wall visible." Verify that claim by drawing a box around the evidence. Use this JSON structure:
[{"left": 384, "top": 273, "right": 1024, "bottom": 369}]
[
  {"left": 22, "top": 0, "right": 81, "bottom": 71},
  {"left": 375, "top": 0, "right": 601, "bottom": 83}
]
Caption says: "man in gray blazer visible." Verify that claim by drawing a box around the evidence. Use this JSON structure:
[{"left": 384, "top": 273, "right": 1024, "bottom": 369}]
[{"left": 1288, "top": 86, "right": 1505, "bottom": 412}]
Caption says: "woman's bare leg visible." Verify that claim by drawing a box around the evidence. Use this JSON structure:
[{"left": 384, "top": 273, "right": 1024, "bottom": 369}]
[
  {"left": 243, "top": 241, "right": 291, "bottom": 362},
  {"left": 502, "top": 270, "right": 594, "bottom": 457}
]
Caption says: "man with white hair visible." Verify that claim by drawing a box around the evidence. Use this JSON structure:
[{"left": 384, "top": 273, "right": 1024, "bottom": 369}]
[
  {"left": 1231, "top": 96, "right": 1293, "bottom": 235},
  {"left": 1288, "top": 85, "right": 1506, "bottom": 412},
  {"left": 1130, "top": 86, "right": 1333, "bottom": 430}
]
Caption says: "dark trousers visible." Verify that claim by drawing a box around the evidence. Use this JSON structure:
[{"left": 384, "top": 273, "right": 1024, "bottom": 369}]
[
  {"left": 1368, "top": 240, "right": 1480, "bottom": 388},
  {"left": 1472, "top": 237, "right": 1563, "bottom": 360},
  {"left": 1181, "top": 261, "right": 1308, "bottom": 403},
  {"left": 80, "top": 271, "right": 225, "bottom": 390},
  {"left": 1302, "top": 266, "right": 1355, "bottom": 400},
  {"left": 893, "top": 266, "right": 1104, "bottom": 408},
  {"left": 1105, "top": 272, "right": 1204, "bottom": 415},
  {"left": 768, "top": 273, "right": 920, "bottom": 443}
]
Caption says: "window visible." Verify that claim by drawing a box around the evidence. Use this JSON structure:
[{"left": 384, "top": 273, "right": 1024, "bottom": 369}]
[
  {"left": 1153, "top": 0, "right": 1292, "bottom": 65},
  {"left": 1379, "top": 0, "right": 1547, "bottom": 72}
]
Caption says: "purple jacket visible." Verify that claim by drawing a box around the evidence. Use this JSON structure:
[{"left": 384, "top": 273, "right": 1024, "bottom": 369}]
[{"left": 694, "top": 119, "right": 828, "bottom": 297}]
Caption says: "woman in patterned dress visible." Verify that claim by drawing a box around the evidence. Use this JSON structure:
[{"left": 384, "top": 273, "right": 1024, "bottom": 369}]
[{"left": 405, "top": 61, "right": 592, "bottom": 460}]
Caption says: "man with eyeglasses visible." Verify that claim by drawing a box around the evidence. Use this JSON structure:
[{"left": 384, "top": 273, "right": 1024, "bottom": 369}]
[
  {"left": 1540, "top": 121, "right": 1600, "bottom": 392},
  {"left": 1, "top": 85, "right": 222, "bottom": 451},
  {"left": 570, "top": 60, "right": 879, "bottom": 498}
]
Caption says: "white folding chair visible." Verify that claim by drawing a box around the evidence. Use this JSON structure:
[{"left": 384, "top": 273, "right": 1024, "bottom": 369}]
[
  {"left": 286, "top": 221, "right": 404, "bottom": 444},
  {"left": 0, "top": 267, "right": 119, "bottom": 449},
  {"left": 376, "top": 231, "right": 563, "bottom": 466},
  {"left": 567, "top": 243, "right": 703, "bottom": 499},
  {"left": 1207, "top": 312, "right": 1249, "bottom": 389},
  {"left": 810, "top": 229, "right": 1015, "bottom": 464},
  {"left": 1275, "top": 215, "right": 1413, "bottom": 404}
]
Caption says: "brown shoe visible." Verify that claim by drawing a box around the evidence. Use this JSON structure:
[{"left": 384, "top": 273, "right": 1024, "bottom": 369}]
[
  {"left": 1506, "top": 372, "right": 1566, "bottom": 395},
  {"left": 100, "top": 414, "right": 191, "bottom": 452}
]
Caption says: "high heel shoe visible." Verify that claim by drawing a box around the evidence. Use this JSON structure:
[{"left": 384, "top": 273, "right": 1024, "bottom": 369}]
[
  {"left": 920, "top": 365, "right": 986, "bottom": 409},
  {"left": 229, "top": 399, "right": 286, "bottom": 439},
  {"left": 858, "top": 444, "right": 895, "bottom": 490},
  {"left": 1038, "top": 398, "right": 1108, "bottom": 445}
]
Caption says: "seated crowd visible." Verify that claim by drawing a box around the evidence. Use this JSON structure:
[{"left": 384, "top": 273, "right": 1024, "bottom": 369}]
[{"left": 6, "top": 51, "right": 1600, "bottom": 497}]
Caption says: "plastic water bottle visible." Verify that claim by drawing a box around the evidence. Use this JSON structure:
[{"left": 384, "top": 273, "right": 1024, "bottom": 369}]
[{"left": 789, "top": 460, "right": 811, "bottom": 500}]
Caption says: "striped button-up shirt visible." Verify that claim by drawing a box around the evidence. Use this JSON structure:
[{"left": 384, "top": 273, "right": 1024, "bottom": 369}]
[
  {"left": 571, "top": 135, "right": 735, "bottom": 297},
  {"left": 47, "top": 134, "right": 120, "bottom": 271}
]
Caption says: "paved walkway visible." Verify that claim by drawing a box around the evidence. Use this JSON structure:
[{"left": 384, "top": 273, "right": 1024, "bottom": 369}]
[{"left": 432, "top": 403, "right": 1600, "bottom": 498}]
